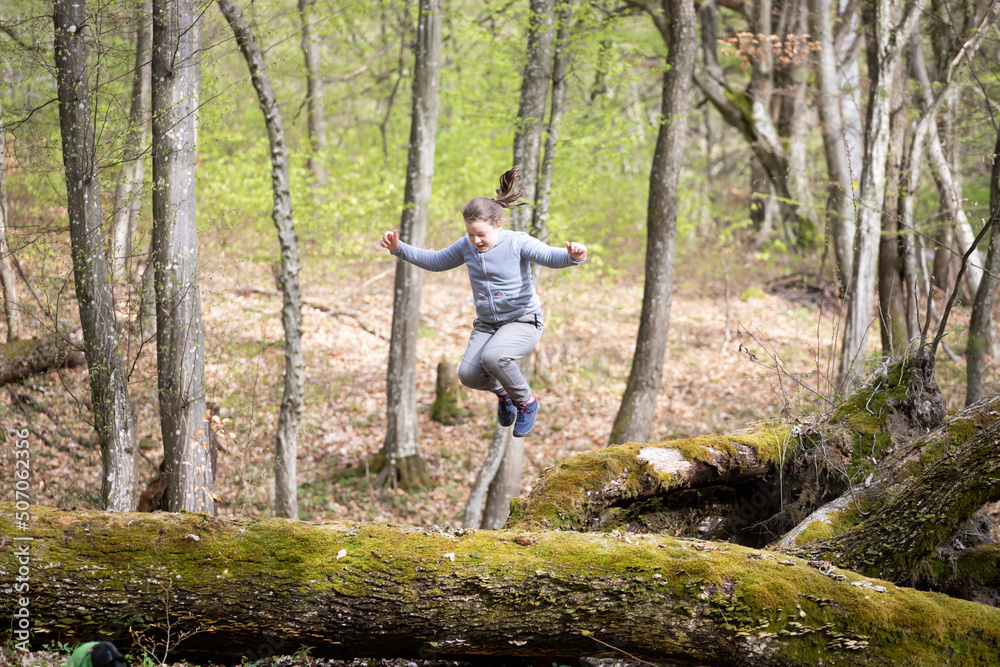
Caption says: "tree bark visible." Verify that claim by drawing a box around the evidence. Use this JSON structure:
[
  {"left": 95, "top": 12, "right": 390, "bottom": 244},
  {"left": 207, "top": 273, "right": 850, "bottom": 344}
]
[
  {"left": 876, "top": 55, "right": 908, "bottom": 355},
  {"left": 298, "top": 0, "right": 327, "bottom": 187},
  {"left": 53, "top": 0, "right": 140, "bottom": 513},
  {"left": 809, "top": 0, "right": 855, "bottom": 291},
  {"left": 151, "top": 0, "right": 214, "bottom": 514},
  {"left": 110, "top": 0, "right": 151, "bottom": 281},
  {"left": 0, "top": 93, "right": 21, "bottom": 341},
  {"left": 787, "top": 387, "right": 1000, "bottom": 581},
  {"left": 610, "top": 0, "right": 696, "bottom": 445},
  {"left": 509, "top": 0, "right": 554, "bottom": 234},
  {"left": 838, "top": 0, "right": 925, "bottom": 392},
  {"left": 530, "top": 0, "right": 572, "bottom": 249},
  {"left": 217, "top": 0, "right": 304, "bottom": 520},
  {"left": 6, "top": 505, "right": 1000, "bottom": 666},
  {"left": 0, "top": 331, "right": 86, "bottom": 386},
  {"left": 966, "top": 125, "right": 1000, "bottom": 404},
  {"left": 379, "top": 0, "right": 442, "bottom": 490}
]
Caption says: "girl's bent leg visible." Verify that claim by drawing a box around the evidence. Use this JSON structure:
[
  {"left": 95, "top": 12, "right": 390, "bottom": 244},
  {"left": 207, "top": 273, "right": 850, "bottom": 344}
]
[
  {"left": 459, "top": 325, "right": 504, "bottom": 394},
  {"left": 479, "top": 320, "right": 543, "bottom": 405}
]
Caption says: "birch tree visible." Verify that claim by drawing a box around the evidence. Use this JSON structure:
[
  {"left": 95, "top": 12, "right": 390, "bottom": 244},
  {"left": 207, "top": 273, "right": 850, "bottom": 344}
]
[
  {"left": 379, "top": 0, "right": 442, "bottom": 490},
  {"left": 53, "top": 0, "right": 139, "bottom": 511},
  {"left": 838, "top": 0, "right": 924, "bottom": 391},
  {"left": 217, "top": 0, "right": 304, "bottom": 519},
  {"left": 151, "top": 0, "right": 214, "bottom": 513}
]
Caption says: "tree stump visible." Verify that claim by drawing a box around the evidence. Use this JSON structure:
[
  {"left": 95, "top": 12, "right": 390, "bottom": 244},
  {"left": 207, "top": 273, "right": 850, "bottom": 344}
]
[{"left": 429, "top": 359, "right": 469, "bottom": 425}]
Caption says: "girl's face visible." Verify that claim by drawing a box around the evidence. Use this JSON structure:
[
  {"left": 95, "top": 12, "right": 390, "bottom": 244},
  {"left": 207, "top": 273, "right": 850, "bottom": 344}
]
[{"left": 466, "top": 218, "right": 501, "bottom": 253}]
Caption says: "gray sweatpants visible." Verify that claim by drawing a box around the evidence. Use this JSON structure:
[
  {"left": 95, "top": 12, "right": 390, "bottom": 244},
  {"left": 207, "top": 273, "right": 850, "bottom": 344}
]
[{"left": 458, "top": 313, "right": 543, "bottom": 405}]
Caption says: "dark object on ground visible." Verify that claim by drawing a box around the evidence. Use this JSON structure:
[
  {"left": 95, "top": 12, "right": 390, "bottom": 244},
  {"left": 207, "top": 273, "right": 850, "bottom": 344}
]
[{"left": 0, "top": 331, "right": 86, "bottom": 386}]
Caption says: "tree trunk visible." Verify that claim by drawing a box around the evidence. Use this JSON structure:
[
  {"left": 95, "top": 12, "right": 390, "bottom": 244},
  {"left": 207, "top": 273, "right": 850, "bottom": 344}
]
[
  {"left": 914, "top": 87, "right": 983, "bottom": 302},
  {"left": 530, "top": 0, "right": 571, "bottom": 248},
  {"left": 217, "top": 0, "right": 304, "bottom": 520},
  {"left": 876, "top": 57, "right": 908, "bottom": 355},
  {"left": 610, "top": 0, "right": 696, "bottom": 445},
  {"left": 509, "top": 0, "right": 554, "bottom": 234},
  {"left": 479, "top": 0, "right": 556, "bottom": 526},
  {"left": 839, "top": 0, "right": 924, "bottom": 392},
  {"left": 379, "top": 0, "right": 442, "bottom": 490},
  {"left": 6, "top": 505, "right": 1000, "bottom": 666},
  {"left": 809, "top": 0, "right": 855, "bottom": 291},
  {"left": 7, "top": 501, "right": 1000, "bottom": 665},
  {"left": 151, "top": 0, "right": 214, "bottom": 514},
  {"left": 0, "top": 94, "right": 21, "bottom": 341},
  {"left": 110, "top": 0, "right": 151, "bottom": 281},
  {"left": 0, "top": 331, "right": 86, "bottom": 386},
  {"left": 429, "top": 360, "right": 468, "bottom": 425},
  {"left": 53, "top": 0, "right": 140, "bottom": 512},
  {"left": 966, "top": 126, "right": 1000, "bottom": 404},
  {"left": 298, "top": 0, "right": 327, "bottom": 187}
]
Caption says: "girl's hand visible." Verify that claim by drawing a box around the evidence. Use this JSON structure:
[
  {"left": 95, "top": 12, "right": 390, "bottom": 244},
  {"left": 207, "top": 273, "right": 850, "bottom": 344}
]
[
  {"left": 566, "top": 242, "right": 587, "bottom": 261},
  {"left": 381, "top": 230, "right": 400, "bottom": 252}
]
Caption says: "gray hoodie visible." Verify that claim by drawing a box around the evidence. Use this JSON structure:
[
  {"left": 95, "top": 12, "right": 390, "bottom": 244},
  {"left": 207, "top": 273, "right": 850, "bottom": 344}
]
[{"left": 391, "top": 228, "right": 584, "bottom": 325}]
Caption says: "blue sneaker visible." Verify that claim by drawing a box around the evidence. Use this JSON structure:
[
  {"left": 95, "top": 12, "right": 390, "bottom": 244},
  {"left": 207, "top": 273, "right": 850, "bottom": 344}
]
[
  {"left": 513, "top": 394, "right": 539, "bottom": 438},
  {"left": 497, "top": 392, "right": 516, "bottom": 427}
]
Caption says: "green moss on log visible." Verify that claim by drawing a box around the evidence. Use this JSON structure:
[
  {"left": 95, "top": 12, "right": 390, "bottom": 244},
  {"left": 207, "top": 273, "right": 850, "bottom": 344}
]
[
  {"left": 507, "top": 422, "right": 794, "bottom": 531},
  {"left": 4, "top": 505, "right": 1000, "bottom": 665}
]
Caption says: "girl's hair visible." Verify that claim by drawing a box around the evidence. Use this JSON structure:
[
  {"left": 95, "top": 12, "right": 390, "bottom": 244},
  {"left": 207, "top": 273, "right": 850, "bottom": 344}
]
[{"left": 462, "top": 166, "right": 526, "bottom": 224}]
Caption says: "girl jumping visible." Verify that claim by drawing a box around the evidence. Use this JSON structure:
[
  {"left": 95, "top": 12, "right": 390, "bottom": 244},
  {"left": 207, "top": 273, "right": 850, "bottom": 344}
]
[{"left": 380, "top": 167, "right": 587, "bottom": 437}]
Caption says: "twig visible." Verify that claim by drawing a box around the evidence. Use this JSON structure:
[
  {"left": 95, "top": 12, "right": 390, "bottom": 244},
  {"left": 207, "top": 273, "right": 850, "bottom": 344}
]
[{"left": 577, "top": 629, "right": 660, "bottom": 667}]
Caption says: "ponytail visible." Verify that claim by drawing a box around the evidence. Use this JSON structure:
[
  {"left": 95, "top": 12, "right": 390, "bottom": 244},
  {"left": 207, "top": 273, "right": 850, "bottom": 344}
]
[
  {"left": 462, "top": 166, "right": 526, "bottom": 223},
  {"left": 491, "top": 166, "right": 527, "bottom": 209}
]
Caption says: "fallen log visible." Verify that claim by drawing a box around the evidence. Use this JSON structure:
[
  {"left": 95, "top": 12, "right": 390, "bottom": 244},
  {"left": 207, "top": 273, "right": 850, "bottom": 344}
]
[
  {"left": 0, "top": 331, "right": 86, "bottom": 386},
  {"left": 507, "top": 354, "right": 945, "bottom": 545},
  {"left": 3, "top": 505, "right": 1000, "bottom": 666}
]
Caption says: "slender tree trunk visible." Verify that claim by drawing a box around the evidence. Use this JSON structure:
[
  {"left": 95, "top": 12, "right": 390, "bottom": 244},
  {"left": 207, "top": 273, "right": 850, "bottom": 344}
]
[
  {"left": 379, "top": 0, "right": 442, "bottom": 490},
  {"left": 810, "top": 0, "right": 855, "bottom": 291},
  {"left": 530, "top": 0, "right": 571, "bottom": 250},
  {"left": 151, "top": 0, "right": 214, "bottom": 514},
  {"left": 481, "top": 0, "right": 556, "bottom": 527},
  {"left": 836, "top": 0, "right": 864, "bottom": 185},
  {"left": 298, "top": 0, "right": 327, "bottom": 187},
  {"left": 110, "top": 1, "right": 151, "bottom": 281},
  {"left": 966, "top": 128, "right": 1000, "bottom": 404},
  {"left": 217, "top": 0, "right": 304, "bottom": 519},
  {"left": 0, "top": 94, "right": 20, "bottom": 341},
  {"left": 509, "top": 0, "right": 554, "bottom": 233},
  {"left": 839, "top": 0, "right": 924, "bottom": 391},
  {"left": 53, "top": 0, "right": 139, "bottom": 511},
  {"left": 877, "top": 59, "right": 908, "bottom": 355},
  {"left": 775, "top": 0, "right": 818, "bottom": 248},
  {"left": 609, "top": 0, "right": 696, "bottom": 445}
]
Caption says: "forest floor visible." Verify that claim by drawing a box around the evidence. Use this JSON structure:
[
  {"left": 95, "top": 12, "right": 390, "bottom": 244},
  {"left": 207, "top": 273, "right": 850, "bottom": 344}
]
[
  {"left": 0, "top": 241, "right": 994, "bottom": 527},
  {"left": 2, "top": 241, "right": 999, "bottom": 667}
]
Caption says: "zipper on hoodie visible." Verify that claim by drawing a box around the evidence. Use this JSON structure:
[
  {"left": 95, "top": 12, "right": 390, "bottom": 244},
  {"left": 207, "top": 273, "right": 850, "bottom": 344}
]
[{"left": 479, "top": 251, "right": 499, "bottom": 322}]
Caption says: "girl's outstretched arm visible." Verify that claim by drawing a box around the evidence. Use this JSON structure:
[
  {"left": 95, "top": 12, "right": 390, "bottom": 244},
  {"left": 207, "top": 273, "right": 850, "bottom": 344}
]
[
  {"left": 384, "top": 233, "right": 467, "bottom": 272},
  {"left": 519, "top": 235, "right": 588, "bottom": 268}
]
